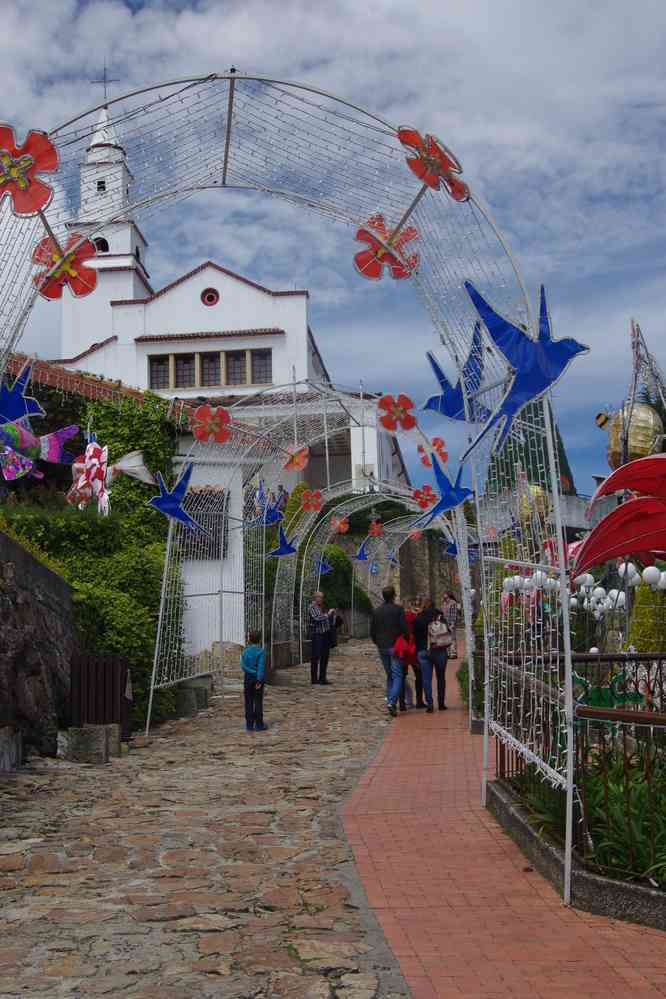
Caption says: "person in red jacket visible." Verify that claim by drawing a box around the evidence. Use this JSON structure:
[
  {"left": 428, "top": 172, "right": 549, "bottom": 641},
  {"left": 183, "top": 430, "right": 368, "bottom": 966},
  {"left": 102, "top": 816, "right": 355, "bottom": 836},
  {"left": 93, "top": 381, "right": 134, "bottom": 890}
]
[{"left": 393, "top": 630, "right": 418, "bottom": 711}]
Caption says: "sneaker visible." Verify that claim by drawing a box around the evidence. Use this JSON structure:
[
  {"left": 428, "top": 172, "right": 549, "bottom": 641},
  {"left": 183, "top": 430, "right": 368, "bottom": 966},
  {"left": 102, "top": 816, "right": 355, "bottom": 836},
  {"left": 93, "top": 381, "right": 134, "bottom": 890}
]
[
  {"left": 399, "top": 704, "right": 407, "bottom": 712},
  {"left": 415, "top": 702, "right": 426, "bottom": 709},
  {"left": 255, "top": 723, "right": 268, "bottom": 732},
  {"left": 388, "top": 703, "right": 397, "bottom": 717},
  {"left": 245, "top": 724, "right": 254, "bottom": 732},
  {"left": 319, "top": 680, "right": 332, "bottom": 685},
  {"left": 439, "top": 704, "right": 448, "bottom": 711},
  {"left": 426, "top": 706, "right": 434, "bottom": 714}
]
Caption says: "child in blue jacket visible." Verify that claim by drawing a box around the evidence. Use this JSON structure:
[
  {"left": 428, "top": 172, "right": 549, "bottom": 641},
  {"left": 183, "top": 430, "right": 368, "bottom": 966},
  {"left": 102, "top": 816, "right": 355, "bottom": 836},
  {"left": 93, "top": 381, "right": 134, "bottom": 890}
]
[{"left": 241, "top": 630, "right": 267, "bottom": 732}]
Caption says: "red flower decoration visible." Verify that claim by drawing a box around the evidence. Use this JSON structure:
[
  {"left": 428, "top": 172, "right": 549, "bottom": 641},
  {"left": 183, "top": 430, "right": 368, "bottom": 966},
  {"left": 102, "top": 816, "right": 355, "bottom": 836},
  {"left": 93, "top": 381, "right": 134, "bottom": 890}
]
[
  {"left": 417, "top": 437, "right": 448, "bottom": 467},
  {"left": 354, "top": 213, "right": 419, "bottom": 281},
  {"left": 369, "top": 519, "right": 384, "bottom": 537},
  {"left": 397, "top": 127, "right": 470, "bottom": 202},
  {"left": 409, "top": 529, "right": 423, "bottom": 541},
  {"left": 331, "top": 515, "right": 349, "bottom": 534},
  {"left": 0, "top": 125, "right": 58, "bottom": 216},
  {"left": 283, "top": 444, "right": 309, "bottom": 472},
  {"left": 377, "top": 393, "right": 417, "bottom": 433},
  {"left": 32, "top": 233, "right": 97, "bottom": 300},
  {"left": 413, "top": 485, "right": 437, "bottom": 510},
  {"left": 191, "top": 404, "right": 231, "bottom": 444},
  {"left": 301, "top": 489, "right": 323, "bottom": 512}
]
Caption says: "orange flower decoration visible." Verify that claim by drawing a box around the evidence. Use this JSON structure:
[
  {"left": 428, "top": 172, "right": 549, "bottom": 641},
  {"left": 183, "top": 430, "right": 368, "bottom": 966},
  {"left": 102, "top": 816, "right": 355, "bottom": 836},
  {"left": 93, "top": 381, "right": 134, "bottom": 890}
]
[
  {"left": 301, "top": 489, "right": 322, "bottom": 512},
  {"left": 0, "top": 125, "right": 59, "bottom": 216},
  {"left": 409, "top": 529, "right": 423, "bottom": 541},
  {"left": 377, "top": 393, "right": 417, "bottom": 433},
  {"left": 331, "top": 515, "right": 349, "bottom": 534},
  {"left": 369, "top": 519, "right": 384, "bottom": 537},
  {"left": 413, "top": 485, "right": 437, "bottom": 510},
  {"left": 33, "top": 233, "right": 97, "bottom": 300},
  {"left": 397, "top": 127, "right": 470, "bottom": 202},
  {"left": 191, "top": 404, "right": 231, "bottom": 444},
  {"left": 354, "top": 213, "right": 419, "bottom": 281},
  {"left": 283, "top": 444, "right": 310, "bottom": 472}
]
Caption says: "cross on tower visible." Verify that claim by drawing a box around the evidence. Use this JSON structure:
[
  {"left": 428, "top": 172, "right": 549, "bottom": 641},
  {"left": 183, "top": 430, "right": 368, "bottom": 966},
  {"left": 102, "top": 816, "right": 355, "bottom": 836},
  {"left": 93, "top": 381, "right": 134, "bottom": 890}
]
[{"left": 90, "top": 61, "right": 119, "bottom": 107}]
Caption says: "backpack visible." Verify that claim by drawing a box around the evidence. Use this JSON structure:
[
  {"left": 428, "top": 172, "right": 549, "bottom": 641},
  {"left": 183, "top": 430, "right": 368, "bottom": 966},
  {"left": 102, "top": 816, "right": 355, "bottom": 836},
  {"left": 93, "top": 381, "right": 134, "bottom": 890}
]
[{"left": 429, "top": 620, "right": 453, "bottom": 648}]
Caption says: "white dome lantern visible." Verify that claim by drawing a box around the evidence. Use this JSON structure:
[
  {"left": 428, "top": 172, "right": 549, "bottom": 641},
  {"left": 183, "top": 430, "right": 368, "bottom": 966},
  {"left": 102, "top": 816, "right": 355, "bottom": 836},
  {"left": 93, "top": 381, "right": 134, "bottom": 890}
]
[
  {"left": 643, "top": 566, "right": 661, "bottom": 588},
  {"left": 593, "top": 586, "right": 606, "bottom": 601}
]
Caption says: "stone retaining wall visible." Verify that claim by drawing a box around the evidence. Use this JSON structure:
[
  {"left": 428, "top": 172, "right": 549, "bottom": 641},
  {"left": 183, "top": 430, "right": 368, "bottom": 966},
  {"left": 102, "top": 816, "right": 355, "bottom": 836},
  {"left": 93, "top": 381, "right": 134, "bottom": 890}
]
[{"left": 0, "top": 531, "right": 77, "bottom": 757}]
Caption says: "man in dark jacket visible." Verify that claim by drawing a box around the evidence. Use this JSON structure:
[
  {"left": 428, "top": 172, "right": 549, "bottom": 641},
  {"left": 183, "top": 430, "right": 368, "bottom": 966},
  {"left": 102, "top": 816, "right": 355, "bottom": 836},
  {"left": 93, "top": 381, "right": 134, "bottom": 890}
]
[{"left": 370, "top": 586, "right": 408, "bottom": 716}]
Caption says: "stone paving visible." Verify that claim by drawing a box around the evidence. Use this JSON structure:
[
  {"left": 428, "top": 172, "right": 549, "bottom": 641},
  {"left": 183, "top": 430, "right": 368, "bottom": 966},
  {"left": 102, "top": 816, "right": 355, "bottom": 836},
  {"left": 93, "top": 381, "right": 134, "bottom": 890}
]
[
  {"left": 0, "top": 641, "right": 410, "bottom": 999},
  {"left": 344, "top": 648, "right": 666, "bottom": 999}
]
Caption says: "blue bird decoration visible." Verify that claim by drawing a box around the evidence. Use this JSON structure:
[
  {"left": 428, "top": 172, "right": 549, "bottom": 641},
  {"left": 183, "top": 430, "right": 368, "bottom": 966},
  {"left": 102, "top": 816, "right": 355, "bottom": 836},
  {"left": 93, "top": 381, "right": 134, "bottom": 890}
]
[
  {"left": 445, "top": 541, "right": 458, "bottom": 557},
  {"left": 369, "top": 562, "right": 380, "bottom": 575},
  {"left": 423, "top": 323, "right": 490, "bottom": 423},
  {"left": 410, "top": 452, "right": 473, "bottom": 531},
  {"left": 266, "top": 525, "right": 298, "bottom": 559},
  {"left": 353, "top": 539, "right": 370, "bottom": 562},
  {"left": 313, "top": 554, "right": 333, "bottom": 575},
  {"left": 460, "top": 281, "right": 588, "bottom": 461},
  {"left": 149, "top": 463, "right": 208, "bottom": 534},
  {"left": 0, "top": 361, "right": 45, "bottom": 425},
  {"left": 386, "top": 549, "right": 400, "bottom": 566},
  {"left": 248, "top": 478, "right": 284, "bottom": 527}
]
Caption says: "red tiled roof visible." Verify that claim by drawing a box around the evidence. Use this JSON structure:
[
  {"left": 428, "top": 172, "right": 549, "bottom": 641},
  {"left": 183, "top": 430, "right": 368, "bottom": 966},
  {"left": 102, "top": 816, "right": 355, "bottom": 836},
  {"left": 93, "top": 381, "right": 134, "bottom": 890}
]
[
  {"left": 48, "top": 336, "right": 118, "bottom": 365},
  {"left": 135, "top": 328, "right": 285, "bottom": 344},
  {"left": 110, "top": 261, "right": 309, "bottom": 307},
  {"left": 7, "top": 353, "right": 149, "bottom": 408}
]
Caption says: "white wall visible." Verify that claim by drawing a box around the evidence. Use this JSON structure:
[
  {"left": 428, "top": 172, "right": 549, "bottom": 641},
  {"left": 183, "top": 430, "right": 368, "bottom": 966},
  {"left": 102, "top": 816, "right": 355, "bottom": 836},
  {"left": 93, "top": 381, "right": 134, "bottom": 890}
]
[
  {"left": 62, "top": 262, "right": 311, "bottom": 395},
  {"left": 175, "top": 446, "right": 246, "bottom": 654}
]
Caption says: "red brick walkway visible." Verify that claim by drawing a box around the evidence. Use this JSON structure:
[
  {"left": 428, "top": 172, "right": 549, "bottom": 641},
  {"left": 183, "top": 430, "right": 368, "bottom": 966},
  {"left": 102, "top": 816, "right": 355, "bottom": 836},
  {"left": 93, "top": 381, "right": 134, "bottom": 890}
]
[{"left": 343, "top": 650, "right": 666, "bottom": 999}]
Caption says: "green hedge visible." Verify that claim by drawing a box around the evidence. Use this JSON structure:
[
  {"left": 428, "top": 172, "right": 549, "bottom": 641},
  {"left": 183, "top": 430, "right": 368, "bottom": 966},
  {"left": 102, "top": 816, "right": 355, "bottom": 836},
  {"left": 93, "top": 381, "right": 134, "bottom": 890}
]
[{"left": 1, "top": 392, "right": 177, "bottom": 730}]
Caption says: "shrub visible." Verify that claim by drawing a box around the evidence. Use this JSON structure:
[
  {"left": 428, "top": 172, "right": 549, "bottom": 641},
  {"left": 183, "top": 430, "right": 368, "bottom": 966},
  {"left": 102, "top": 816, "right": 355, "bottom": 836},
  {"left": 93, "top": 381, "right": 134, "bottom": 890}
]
[{"left": 321, "top": 543, "right": 372, "bottom": 613}]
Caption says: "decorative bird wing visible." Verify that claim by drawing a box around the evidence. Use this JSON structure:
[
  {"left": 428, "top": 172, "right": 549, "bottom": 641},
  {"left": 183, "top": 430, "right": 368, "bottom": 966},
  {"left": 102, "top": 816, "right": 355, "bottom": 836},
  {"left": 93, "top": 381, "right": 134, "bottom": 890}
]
[
  {"left": 386, "top": 549, "right": 400, "bottom": 566},
  {"left": 0, "top": 421, "right": 78, "bottom": 463},
  {"left": 573, "top": 496, "right": 666, "bottom": 575},
  {"left": 109, "top": 450, "right": 156, "bottom": 486},
  {"left": 266, "top": 525, "right": 298, "bottom": 558},
  {"left": 249, "top": 479, "right": 284, "bottom": 526},
  {"left": 353, "top": 540, "right": 369, "bottom": 561},
  {"left": 149, "top": 463, "right": 208, "bottom": 534},
  {"left": 423, "top": 324, "right": 488, "bottom": 422},
  {"left": 314, "top": 555, "right": 333, "bottom": 575},
  {"left": 410, "top": 454, "right": 472, "bottom": 531},
  {"left": 0, "top": 445, "right": 42, "bottom": 480},
  {"left": 460, "top": 282, "right": 588, "bottom": 461},
  {"left": 0, "top": 361, "right": 45, "bottom": 425}
]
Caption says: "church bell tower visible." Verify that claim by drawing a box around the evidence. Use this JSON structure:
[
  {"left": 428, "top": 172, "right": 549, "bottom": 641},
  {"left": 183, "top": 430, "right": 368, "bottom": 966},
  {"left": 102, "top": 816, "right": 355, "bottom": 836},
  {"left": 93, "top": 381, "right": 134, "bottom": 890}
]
[{"left": 59, "top": 106, "right": 151, "bottom": 362}]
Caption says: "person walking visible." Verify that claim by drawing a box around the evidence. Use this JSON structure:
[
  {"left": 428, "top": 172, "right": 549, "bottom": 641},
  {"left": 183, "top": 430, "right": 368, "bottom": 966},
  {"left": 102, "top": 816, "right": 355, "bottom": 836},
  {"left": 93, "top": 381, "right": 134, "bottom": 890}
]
[
  {"left": 403, "top": 598, "right": 425, "bottom": 708},
  {"left": 240, "top": 630, "right": 267, "bottom": 732},
  {"left": 443, "top": 592, "right": 459, "bottom": 659},
  {"left": 413, "top": 598, "right": 439, "bottom": 713},
  {"left": 422, "top": 610, "right": 453, "bottom": 711},
  {"left": 308, "top": 591, "right": 333, "bottom": 685},
  {"left": 370, "top": 586, "right": 408, "bottom": 717}
]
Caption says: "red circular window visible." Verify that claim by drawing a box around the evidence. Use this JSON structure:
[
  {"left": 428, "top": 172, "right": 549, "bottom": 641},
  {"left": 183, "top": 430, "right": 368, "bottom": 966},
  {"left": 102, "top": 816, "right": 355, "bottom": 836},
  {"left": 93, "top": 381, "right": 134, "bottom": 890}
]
[{"left": 201, "top": 287, "right": 220, "bottom": 306}]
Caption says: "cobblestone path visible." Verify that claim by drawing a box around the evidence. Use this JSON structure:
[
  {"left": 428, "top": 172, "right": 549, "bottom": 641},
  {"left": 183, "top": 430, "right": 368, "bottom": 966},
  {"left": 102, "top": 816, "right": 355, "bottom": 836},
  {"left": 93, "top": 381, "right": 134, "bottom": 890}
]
[
  {"left": 344, "top": 649, "right": 666, "bottom": 999},
  {"left": 1, "top": 641, "right": 409, "bottom": 999}
]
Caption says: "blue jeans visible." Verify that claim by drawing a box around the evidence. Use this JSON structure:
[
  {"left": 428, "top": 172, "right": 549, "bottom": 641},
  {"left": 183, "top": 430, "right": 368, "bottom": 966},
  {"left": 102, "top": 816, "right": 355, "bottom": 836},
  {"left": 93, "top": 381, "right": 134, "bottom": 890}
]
[
  {"left": 418, "top": 648, "right": 448, "bottom": 708},
  {"left": 378, "top": 649, "right": 403, "bottom": 706}
]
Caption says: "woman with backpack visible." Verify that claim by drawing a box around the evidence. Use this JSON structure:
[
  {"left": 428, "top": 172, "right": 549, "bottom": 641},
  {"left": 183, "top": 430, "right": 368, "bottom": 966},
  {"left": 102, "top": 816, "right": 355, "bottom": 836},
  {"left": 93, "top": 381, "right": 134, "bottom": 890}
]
[{"left": 421, "top": 609, "right": 453, "bottom": 712}]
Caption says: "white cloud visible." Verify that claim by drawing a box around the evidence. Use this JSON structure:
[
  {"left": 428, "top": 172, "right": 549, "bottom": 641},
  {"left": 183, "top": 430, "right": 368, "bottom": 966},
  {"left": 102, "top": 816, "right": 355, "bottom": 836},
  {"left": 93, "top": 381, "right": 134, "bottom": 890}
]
[{"left": 9, "top": 0, "right": 666, "bottom": 490}]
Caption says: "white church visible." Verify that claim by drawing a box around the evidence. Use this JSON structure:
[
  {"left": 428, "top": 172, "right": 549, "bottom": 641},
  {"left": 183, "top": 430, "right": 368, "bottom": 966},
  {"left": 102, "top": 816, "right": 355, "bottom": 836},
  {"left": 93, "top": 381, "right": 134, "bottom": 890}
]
[
  {"left": 49, "top": 108, "right": 409, "bottom": 662},
  {"left": 54, "top": 108, "right": 407, "bottom": 491}
]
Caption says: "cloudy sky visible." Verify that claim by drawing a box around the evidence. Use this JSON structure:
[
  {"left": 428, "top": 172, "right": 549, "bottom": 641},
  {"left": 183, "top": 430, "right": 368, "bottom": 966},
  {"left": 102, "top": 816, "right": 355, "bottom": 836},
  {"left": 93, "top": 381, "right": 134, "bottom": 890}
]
[{"left": 9, "top": 0, "right": 666, "bottom": 492}]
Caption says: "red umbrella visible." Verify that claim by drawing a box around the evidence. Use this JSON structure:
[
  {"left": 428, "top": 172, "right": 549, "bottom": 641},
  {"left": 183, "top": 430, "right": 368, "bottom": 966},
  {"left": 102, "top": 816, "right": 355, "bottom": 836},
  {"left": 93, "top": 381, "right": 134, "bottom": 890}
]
[{"left": 573, "top": 496, "right": 666, "bottom": 574}]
